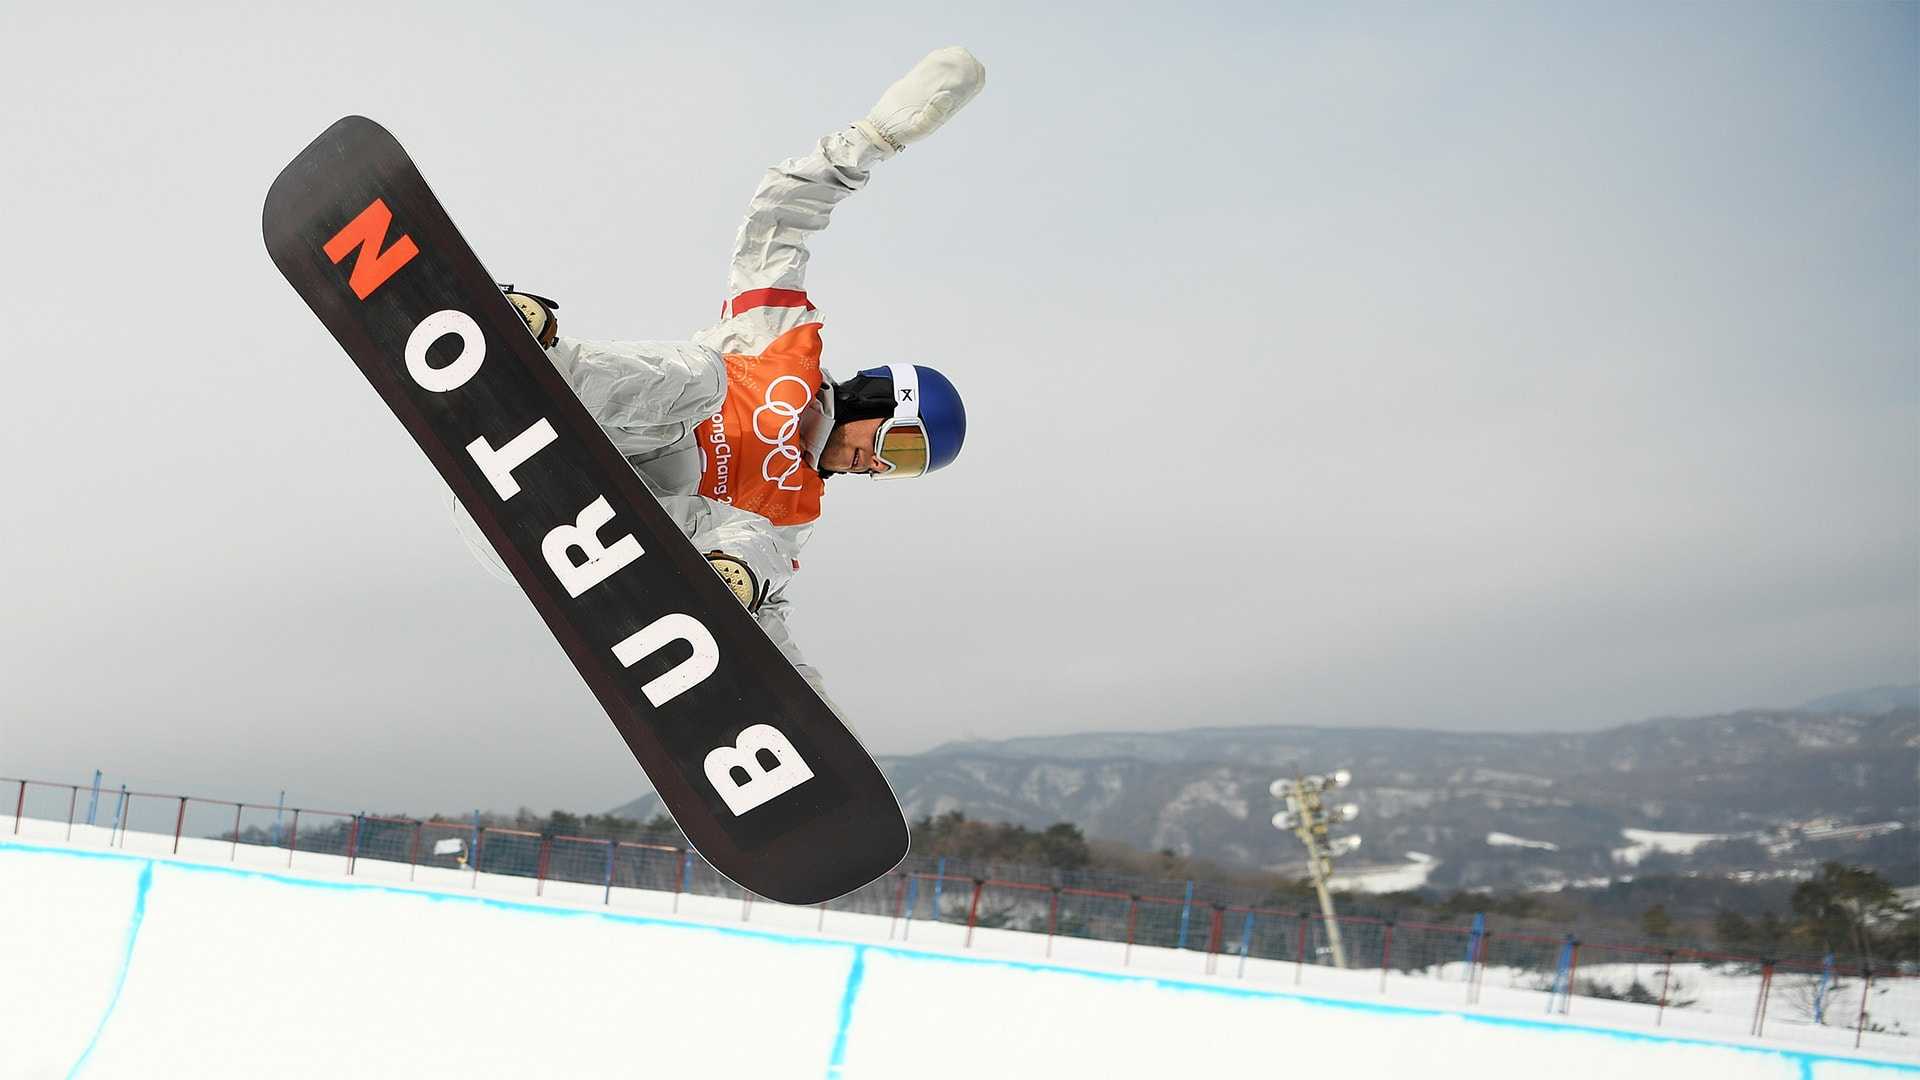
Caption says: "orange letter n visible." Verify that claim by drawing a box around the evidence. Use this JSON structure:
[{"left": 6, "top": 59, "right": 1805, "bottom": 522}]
[{"left": 323, "top": 198, "right": 419, "bottom": 300}]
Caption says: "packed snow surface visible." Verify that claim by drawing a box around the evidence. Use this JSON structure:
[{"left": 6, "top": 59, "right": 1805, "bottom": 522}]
[
  {"left": 2, "top": 832, "right": 1913, "bottom": 1079},
  {"left": 1333, "top": 851, "right": 1437, "bottom": 893},
  {"left": 1612, "top": 827, "right": 1727, "bottom": 866},
  {"left": 1488, "top": 831, "right": 1562, "bottom": 851}
]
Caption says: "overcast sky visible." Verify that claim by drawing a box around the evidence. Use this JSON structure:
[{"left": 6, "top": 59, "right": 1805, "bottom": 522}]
[{"left": 2, "top": 2, "right": 1914, "bottom": 818}]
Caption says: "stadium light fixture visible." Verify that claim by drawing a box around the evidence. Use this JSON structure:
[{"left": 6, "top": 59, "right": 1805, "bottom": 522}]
[{"left": 1269, "top": 767, "right": 1361, "bottom": 969}]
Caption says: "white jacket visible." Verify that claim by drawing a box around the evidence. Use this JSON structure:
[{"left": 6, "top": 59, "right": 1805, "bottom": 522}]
[{"left": 452, "top": 125, "right": 892, "bottom": 707}]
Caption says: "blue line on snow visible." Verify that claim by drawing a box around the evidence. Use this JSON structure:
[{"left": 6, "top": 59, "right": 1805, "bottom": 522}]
[
  {"left": 825, "top": 946, "right": 867, "bottom": 1079},
  {"left": 65, "top": 859, "right": 153, "bottom": 1079},
  {"left": 5, "top": 841, "right": 1914, "bottom": 1075}
]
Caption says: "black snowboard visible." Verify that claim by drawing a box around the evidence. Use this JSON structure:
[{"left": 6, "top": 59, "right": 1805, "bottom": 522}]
[{"left": 263, "top": 116, "right": 907, "bottom": 905}]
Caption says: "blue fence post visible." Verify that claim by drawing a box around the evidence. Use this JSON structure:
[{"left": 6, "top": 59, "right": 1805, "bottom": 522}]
[
  {"left": 1236, "top": 912, "right": 1256, "bottom": 977},
  {"left": 1177, "top": 880, "right": 1195, "bottom": 949},
  {"left": 109, "top": 785, "right": 128, "bottom": 843},
  {"left": 931, "top": 857, "right": 947, "bottom": 921},
  {"left": 469, "top": 811, "right": 481, "bottom": 870},
  {"left": 602, "top": 841, "right": 616, "bottom": 906},
  {"left": 1465, "top": 912, "right": 1486, "bottom": 977},
  {"left": 1549, "top": 934, "right": 1575, "bottom": 1012},
  {"left": 85, "top": 770, "right": 102, "bottom": 826},
  {"left": 270, "top": 790, "right": 285, "bottom": 846},
  {"left": 1815, "top": 951, "right": 1835, "bottom": 1024}
]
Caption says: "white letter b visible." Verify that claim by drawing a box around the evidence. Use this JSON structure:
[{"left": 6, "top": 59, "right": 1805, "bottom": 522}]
[{"left": 703, "top": 725, "right": 815, "bottom": 816}]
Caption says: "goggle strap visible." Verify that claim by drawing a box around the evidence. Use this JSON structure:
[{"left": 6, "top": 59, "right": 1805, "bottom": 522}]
[{"left": 887, "top": 364, "right": 919, "bottom": 420}]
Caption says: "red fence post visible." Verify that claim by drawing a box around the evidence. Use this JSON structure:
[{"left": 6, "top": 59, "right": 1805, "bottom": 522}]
[
  {"left": 1295, "top": 912, "right": 1310, "bottom": 985},
  {"left": 1657, "top": 950, "right": 1673, "bottom": 1026},
  {"left": 672, "top": 847, "right": 688, "bottom": 914},
  {"left": 66, "top": 786, "right": 79, "bottom": 842},
  {"left": 742, "top": 891, "right": 754, "bottom": 922},
  {"left": 1205, "top": 903, "right": 1225, "bottom": 975},
  {"left": 287, "top": 809, "right": 300, "bottom": 868},
  {"left": 1046, "top": 887, "right": 1062, "bottom": 958},
  {"left": 536, "top": 837, "right": 552, "bottom": 897},
  {"left": 1380, "top": 922, "right": 1395, "bottom": 993},
  {"left": 229, "top": 804, "right": 242, "bottom": 861},
  {"left": 13, "top": 779, "right": 24, "bottom": 834},
  {"left": 346, "top": 815, "right": 361, "bottom": 875},
  {"left": 1468, "top": 930, "right": 1490, "bottom": 1005},
  {"left": 889, "top": 873, "right": 909, "bottom": 940},
  {"left": 963, "top": 879, "right": 986, "bottom": 948},
  {"left": 171, "top": 796, "right": 187, "bottom": 854},
  {"left": 1750, "top": 958, "right": 1775, "bottom": 1037}
]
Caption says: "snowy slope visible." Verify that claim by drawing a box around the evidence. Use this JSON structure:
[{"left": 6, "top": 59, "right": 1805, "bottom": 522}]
[{"left": 3, "top": 836, "right": 1915, "bottom": 1079}]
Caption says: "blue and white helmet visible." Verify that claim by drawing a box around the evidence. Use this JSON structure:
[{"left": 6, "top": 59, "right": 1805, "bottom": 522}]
[{"left": 835, "top": 364, "right": 968, "bottom": 478}]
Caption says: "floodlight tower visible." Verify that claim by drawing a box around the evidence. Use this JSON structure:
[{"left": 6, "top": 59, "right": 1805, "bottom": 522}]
[{"left": 1271, "top": 769, "right": 1360, "bottom": 970}]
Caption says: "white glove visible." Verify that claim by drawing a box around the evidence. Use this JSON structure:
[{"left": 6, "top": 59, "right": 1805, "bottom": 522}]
[{"left": 854, "top": 46, "right": 986, "bottom": 158}]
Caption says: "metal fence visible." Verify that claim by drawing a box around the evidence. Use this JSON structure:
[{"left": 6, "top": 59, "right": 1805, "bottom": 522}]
[{"left": 5, "top": 774, "right": 1913, "bottom": 1054}]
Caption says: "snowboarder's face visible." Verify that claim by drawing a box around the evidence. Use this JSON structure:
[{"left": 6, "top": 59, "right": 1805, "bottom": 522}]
[{"left": 818, "top": 418, "right": 891, "bottom": 475}]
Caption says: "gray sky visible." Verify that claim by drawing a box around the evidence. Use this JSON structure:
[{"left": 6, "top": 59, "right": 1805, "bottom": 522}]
[{"left": 2, "top": 2, "right": 1914, "bottom": 818}]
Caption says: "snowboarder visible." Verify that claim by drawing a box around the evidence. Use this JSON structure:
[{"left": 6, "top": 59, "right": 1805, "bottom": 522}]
[{"left": 454, "top": 46, "right": 986, "bottom": 714}]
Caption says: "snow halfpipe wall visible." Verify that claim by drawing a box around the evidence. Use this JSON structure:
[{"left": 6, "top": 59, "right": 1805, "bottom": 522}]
[{"left": 3, "top": 839, "right": 1915, "bottom": 1079}]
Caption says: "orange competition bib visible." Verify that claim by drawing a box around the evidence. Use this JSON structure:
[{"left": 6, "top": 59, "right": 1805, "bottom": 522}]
[{"left": 696, "top": 323, "right": 826, "bottom": 527}]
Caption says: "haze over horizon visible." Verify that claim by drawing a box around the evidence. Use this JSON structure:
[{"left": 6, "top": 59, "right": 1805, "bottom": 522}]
[
  {"left": 910, "top": 682, "right": 1920, "bottom": 744},
  {"left": 3, "top": 3, "right": 1915, "bottom": 817}
]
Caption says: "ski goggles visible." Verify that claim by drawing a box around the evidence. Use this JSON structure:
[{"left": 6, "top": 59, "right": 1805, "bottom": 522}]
[
  {"left": 871, "top": 418, "right": 930, "bottom": 479},
  {"left": 870, "top": 364, "right": 928, "bottom": 479}
]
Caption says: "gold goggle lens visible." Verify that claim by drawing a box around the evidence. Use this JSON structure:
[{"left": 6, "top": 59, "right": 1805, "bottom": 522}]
[{"left": 874, "top": 421, "right": 930, "bottom": 479}]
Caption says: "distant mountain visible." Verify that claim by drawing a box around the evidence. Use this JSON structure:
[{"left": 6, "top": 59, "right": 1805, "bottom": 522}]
[
  {"left": 610, "top": 700, "right": 1920, "bottom": 891},
  {"left": 1798, "top": 684, "right": 1920, "bottom": 716}
]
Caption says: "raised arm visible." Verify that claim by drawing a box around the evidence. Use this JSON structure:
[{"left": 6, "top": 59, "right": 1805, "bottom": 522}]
[
  {"left": 718, "top": 127, "right": 888, "bottom": 315},
  {"left": 701, "top": 47, "right": 986, "bottom": 352}
]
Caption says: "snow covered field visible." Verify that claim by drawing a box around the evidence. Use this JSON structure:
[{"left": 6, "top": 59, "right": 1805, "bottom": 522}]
[
  {"left": 1612, "top": 827, "right": 1728, "bottom": 866},
  {"left": 3, "top": 824, "right": 1915, "bottom": 1078},
  {"left": 1334, "top": 850, "right": 1438, "bottom": 893},
  {"left": 1488, "top": 831, "right": 1562, "bottom": 851}
]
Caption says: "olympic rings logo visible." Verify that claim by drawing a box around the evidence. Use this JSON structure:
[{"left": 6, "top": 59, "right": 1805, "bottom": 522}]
[{"left": 750, "top": 374, "right": 813, "bottom": 492}]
